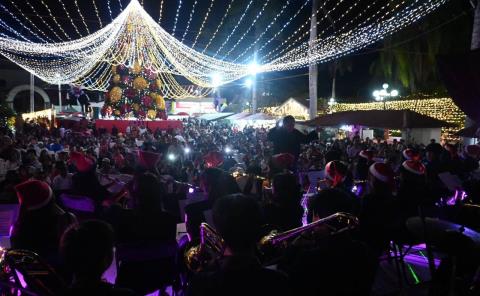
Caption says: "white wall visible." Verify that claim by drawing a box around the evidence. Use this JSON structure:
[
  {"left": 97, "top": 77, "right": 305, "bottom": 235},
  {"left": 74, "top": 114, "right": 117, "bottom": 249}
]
[{"left": 403, "top": 128, "right": 441, "bottom": 144}]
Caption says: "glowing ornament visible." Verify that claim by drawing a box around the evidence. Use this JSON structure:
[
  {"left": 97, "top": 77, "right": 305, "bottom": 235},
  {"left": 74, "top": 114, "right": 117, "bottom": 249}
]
[
  {"left": 113, "top": 74, "right": 121, "bottom": 84},
  {"left": 133, "top": 76, "right": 148, "bottom": 90},
  {"left": 109, "top": 86, "right": 122, "bottom": 103},
  {"left": 132, "top": 61, "right": 142, "bottom": 74},
  {"left": 147, "top": 109, "right": 157, "bottom": 120}
]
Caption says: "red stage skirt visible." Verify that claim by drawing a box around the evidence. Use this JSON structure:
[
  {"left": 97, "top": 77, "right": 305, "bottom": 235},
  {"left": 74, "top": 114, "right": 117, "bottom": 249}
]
[{"left": 95, "top": 119, "right": 183, "bottom": 133}]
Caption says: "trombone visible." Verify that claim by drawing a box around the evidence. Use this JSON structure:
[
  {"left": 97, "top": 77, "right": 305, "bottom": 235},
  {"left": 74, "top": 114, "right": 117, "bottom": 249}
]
[{"left": 184, "top": 223, "right": 225, "bottom": 273}]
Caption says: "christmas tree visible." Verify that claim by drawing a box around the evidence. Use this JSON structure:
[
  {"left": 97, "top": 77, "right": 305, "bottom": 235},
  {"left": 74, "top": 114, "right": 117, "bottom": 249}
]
[{"left": 102, "top": 62, "right": 167, "bottom": 120}]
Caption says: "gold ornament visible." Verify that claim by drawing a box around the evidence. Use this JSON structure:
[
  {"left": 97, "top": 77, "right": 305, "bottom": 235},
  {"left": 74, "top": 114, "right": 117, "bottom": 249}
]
[
  {"left": 133, "top": 77, "right": 148, "bottom": 90},
  {"left": 155, "top": 79, "right": 162, "bottom": 89},
  {"left": 112, "top": 65, "right": 117, "bottom": 74},
  {"left": 156, "top": 96, "right": 165, "bottom": 110},
  {"left": 147, "top": 109, "right": 157, "bottom": 120},
  {"left": 132, "top": 61, "right": 142, "bottom": 74},
  {"left": 109, "top": 86, "right": 122, "bottom": 103},
  {"left": 113, "top": 74, "right": 121, "bottom": 84},
  {"left": 114, "top": 110, "right": 121, "bottom": 116},
  {"left": 132, "top": 103, "right": 140, "bottom": 111}
]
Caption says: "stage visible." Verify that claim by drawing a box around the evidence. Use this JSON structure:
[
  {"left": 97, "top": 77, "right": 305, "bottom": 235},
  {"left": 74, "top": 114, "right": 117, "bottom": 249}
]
[{"left": 95, "top": 119, "right": 183, "bottom": 133}]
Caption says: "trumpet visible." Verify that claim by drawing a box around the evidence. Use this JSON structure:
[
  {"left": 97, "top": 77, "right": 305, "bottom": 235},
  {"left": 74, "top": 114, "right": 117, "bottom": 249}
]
[
  {"left": 184, "top": 223, "right": 225, "bottom": 273},
  {"left": 259, "top": 212, "right": 359, "bottom": 252}
]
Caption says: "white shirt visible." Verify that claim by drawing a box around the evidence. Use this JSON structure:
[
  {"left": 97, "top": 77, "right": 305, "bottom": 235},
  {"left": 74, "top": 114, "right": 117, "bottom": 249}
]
[{"left": 52, "top": 173, "right": 73, "bottom": 191}]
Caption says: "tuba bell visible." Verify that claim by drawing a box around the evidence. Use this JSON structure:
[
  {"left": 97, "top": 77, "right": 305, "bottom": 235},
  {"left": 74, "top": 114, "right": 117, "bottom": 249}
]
[
  {"left": 259, "top": 212, "right": 359, "bottom": 259},
  {"left": 184, "top": 223, "right": 225, "bottom": 273}
]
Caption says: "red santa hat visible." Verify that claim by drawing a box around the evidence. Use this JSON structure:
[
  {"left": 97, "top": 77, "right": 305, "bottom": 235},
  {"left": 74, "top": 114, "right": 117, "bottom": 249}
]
[
  {"left": 359, "top": 150, "right": 375, "bottom": 161},
  {"left": 402, "top": 160, "right": 426, "bottom": 175},
  {"left": 465, "top": 145, "right": 480, "bottom": 159},
  {"left": 15, "top": 180, "right": 53, "bottom": 210},
  {"left": 137, "top": 150, "right": 161, "bottom": 170},
  {"left": 325, "top": 160, "right": 347, "bottom": 187},
  {"left": 402, "top": 148, "right": 419, "bottom": 161},
  {"left": 369, "top": 163, "right": 394, "bottom": 185},
  {"left": 69, "top": 151, "right": 94, "bottom": 172},
  {"left": 271, "top": 153, "right": 295, "bottom": 170},
  {"left": 204, "top": 151, "right": 224, "bottom": 168}
]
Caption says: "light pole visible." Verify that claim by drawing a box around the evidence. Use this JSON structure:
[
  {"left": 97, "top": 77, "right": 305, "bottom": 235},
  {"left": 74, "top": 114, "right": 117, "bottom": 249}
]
[
  {"left": 55, "top": 73, "right": 62, "bottom": 111},
  {"left": 327, "top": 97, "right": 336, "bottom": 114},
  {"left": 244, "top": 78, "right": 254, "bottom": 113},
  {"left": 248, "top": 61, "right": 259, "bottom": 114},
  {"left": 373, "top": 83, "right": 398, "bottom": 110}
]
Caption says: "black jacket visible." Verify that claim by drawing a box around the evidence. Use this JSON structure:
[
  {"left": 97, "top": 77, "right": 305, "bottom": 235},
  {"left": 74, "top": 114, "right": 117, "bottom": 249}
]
[{"left": 267, "top": 127, "right": 317, "bottom": 157}]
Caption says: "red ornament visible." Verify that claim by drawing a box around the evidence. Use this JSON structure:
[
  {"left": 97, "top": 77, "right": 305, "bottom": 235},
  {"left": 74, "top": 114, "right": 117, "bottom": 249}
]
[
  {"left": 122, "top": 75, "right": 132, "bottom": 85},
  {"left": 137, "top": 110, "right": 146, "bottom": 119},
  {"left": 125, "top": 88, "right": 136, "bottom": 99},
  {"left": 142, "top": 95, "right": 153, "bottom": 107},
  {"left": 149, "top": 83, "right": 158, "bottom": 91},
  {"left": 120, "top": 104, "right": 130, "bottom": 114}
]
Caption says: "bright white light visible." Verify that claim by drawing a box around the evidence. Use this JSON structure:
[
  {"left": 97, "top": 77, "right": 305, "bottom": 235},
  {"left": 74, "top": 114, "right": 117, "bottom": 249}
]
[
  {"left": 184, "top": 147, "right": 191, "bottom": 154},
  {"left": 391, "top": 90, "right": 399, "bottom": 97},
  {"left": 55, "top": 73, "right": 61, "bottom": 78},
  {"left": 340, "top": 125, "right": 353, "bottom": 132},
  {"left": 211, "top": 73, "right": 222, "bottom": 87},
  {"left": 225, "top": 147, "right": 232, "bottom": 154},
  {"left": 248, "top": 62, "right": 260, "bottom": 76},
  {"left": 373, "top": 90, "right": 380, "bottom": 97},
  {"left": 188, "top": 187, "right": 194, "bottom": 194},
  {"left": 382, "top": 83, "right": 389, "bottom": 89},
  {"left": 168, "top": 153, "right": 176, "bottom": 161},
  {"left": 244, "top": 78, "right": 253, "bottom": 88}
]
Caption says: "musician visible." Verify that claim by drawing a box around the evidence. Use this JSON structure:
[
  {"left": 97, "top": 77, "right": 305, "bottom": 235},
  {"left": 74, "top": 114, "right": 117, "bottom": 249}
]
[
  {"left": 283, "top": 188, "right": 374, "bottom": 296},
  {"left": 61, "top": 220, "right": 136, "bottom": 296},
  {"left": 263, "top": 172, "right": 303, "bottom": 231},
  {"left": 355, "top": 150, "right": 375, "bottom": 181},
  {"left": 187, "top": 194, "right": 291, "bottom": 296},
  {"left": 11, "top": 180, "right": 77, "bottom": 265},
  {"left": 359, "top": 163, "right": 396, "bottom": 257},
  {"left": 267, "top": 115, "right": 318, "bottom": 159},
  {"left": 397, "top": 160, "right": 428, "bottom": 216},
  {"left": 324, "top": 160, "right": 354, "bottom": 194}
]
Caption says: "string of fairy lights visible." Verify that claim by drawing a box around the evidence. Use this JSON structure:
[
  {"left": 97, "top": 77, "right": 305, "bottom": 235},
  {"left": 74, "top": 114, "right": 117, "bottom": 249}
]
[
  {"left": 0, "top": 0, "right": 448, "bottom": 93},
  {"left": 331, "top": 97, "right": 466, "bottom": 141}
]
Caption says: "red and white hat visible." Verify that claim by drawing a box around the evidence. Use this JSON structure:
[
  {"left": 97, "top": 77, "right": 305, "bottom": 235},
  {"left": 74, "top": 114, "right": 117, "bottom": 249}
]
[
  {"left": 325, "top": 160, "right": 347, "bottom": 187},
  {"left": 369, "top": 163, "right": 394, "bottom": 185},
  {"left": 69, "top": 151, "right": 94, "bottom": 172},
  {"left": 204, "top": 151, "right": 225, "bottom": 168},
  {"left": 402, "top": 160, "right": 426, "bottom": 175},
  {"left": 465, "top": 145, "right": 480, "bottom": 159},
  {"left": 272, "top": 153, "right": 295, "bottom": 169},
  {"left": 402, "top": 148, "right": 419, "bottom": 161},
  {"left": 15, "top": 180, "right": 53, "bottom": 210},
  {"left": 359, "top": 150, "right": 375, "bottom": 161}
]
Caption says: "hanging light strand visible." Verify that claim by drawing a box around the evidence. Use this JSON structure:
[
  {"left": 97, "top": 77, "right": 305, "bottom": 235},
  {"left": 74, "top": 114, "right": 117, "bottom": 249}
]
[
  {"left": 92, "top": 0, "right": 104, "bottom": 27},
  {"left": 37, "top": 0, "right": 72, "bottom": 40},
  {"left": 172, "top": 0, "right": 183, "bottom": 36},
  {"left": 6, "top": 0, "right": 55, "bottom": 42},
  {"left": 73, "top": 0, "right": 91, "bottom": 34},
  {"left": 158, "top": 0, "right": 165, "bottom": 24},
  {"left": 0, "top": 4, "right": 47, "bottom": 42},
  {"left": 191, "top": 0, "right": 216, "bottom": 48},
  {"left": 201, "top": 0, "right": 235, "bottom": 53},
  {"left": 181, "top": 0, "right": 199, "bottom": 43}
]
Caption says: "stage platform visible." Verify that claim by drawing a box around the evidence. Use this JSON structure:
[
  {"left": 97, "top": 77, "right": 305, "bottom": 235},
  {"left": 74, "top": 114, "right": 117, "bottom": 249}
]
[{"left": 95, "top": 119, "right": 183, "bottom": 133}]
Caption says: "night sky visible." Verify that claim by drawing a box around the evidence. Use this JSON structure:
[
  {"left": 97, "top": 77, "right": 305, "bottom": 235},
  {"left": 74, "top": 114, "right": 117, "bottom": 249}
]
[{"left": 0, "top": 0, "right": 474, "bottom": 103}]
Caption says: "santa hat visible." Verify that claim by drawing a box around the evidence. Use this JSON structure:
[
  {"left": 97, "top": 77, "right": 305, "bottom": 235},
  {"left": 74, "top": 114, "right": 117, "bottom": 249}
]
[
  {"left": 137, "top": 150, "right": 161, "bottom": 170},
  {"left": 271, "top": 153, "right": 295, "bottom": 170},
  {"left": 402, "top": 160, "right": 426, "bottom": 175},
  {"left": 402, "top": 148, "right": 419, "bottom": 161},
  {"left": 359, "top": 150, "right": 375, "bottom": 161},
  {"left": 69, "top": 151, "right": 94, "bottom": 172},
  {"left": 204, "top": 151, "right": 224, "bottom": 168},
  {"left": 369, "top": 163, "right": 394, "bottom": 185},
  {"left": 325, "top": 160, "right": 347, "bottom": 187},
  {"left": 465, "top": 145, "right": 480, "bottom": 159},
  {"left": 15, "top": 180, "right": 53, "bottom": 210}
]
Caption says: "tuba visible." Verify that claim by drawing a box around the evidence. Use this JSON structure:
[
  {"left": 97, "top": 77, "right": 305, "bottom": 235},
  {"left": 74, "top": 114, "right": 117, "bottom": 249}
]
[
  {"left": 184, "top": 223, "right": 225, "bottom": 273},
  {"left": 259, "top": 212, "right": 359, "bottom": 257}
]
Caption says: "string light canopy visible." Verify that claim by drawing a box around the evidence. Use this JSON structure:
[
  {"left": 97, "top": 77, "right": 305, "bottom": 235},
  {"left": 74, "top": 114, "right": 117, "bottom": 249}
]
[{"left": 0, "top": 0, "right": 446, "bottom": 93}]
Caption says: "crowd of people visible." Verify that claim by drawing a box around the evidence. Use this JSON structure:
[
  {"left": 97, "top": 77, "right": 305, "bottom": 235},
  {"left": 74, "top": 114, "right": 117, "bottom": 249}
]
[{"left": 0, "top": 114, "right": 480, "bottom": 295}]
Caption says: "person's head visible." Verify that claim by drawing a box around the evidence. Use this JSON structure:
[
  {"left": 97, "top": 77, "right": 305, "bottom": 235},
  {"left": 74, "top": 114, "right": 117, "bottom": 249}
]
[
  {"left": 272, "top": 172, "right": 301, "bottom": 204},
  {"left": 325, "top": 160, "right": 348, "bottom": 188},
  {"left": 213, "top": 194, "right": 263, "bottom": 254},
  {"left": 15, "top": 180, "right": 54, "bottom": 212},
  {"left": 312, "top": 188, "right": 354, "bottom": 220},
  {"left": 136, "top": 172, "right": 164, "bottom": 211},
  {"left": 282, "top": 115, "right": 295, "bottom": 132},
  {"left": 399, "top": 160, "right": 426, "bottom": 188},
  {"left": 60, "top": 220, "right": 114, "bottom": 281},
  {"left": 368, "top": 162, "right": 395, "bottom": 195},
  {"left": 200, "top": 168, "right": 240, "bottom": 202},
  {"left": 54, "top": 161, "right": 68, "bottom": 177}
]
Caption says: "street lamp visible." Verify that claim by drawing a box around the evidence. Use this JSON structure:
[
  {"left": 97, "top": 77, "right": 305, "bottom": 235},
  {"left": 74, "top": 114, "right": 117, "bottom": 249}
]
[
  {"left": 55, "top": 73, "right": 62, "bottom": 111},
  {"left": 373, "top": 83, "right": 398, "bottom": 110},
  {"left": 328, "top": 97, "right": 336, "bottom": 113}
]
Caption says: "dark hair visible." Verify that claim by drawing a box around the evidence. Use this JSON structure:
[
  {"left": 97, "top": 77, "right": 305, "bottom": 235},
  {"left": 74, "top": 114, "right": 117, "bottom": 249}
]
[
  {"left": 272, "top": 173, "right": 301, "bottom": 204},
  {"left": 201, "top": 168, "right": 240, "bottom": 202},
  {"left": 283, "top": 115, "right": 295, "bottom": 124},
  {"left": 136, "top": 172, "right": 164, "bottom": 211},
  {"left": 60, "top": 220, "right": 114, "bottom": 280},
  {"left": 213, "top": 194, "right": 263, "bottom": 253},
  {"left": 312, "top": 188, "right": 354, "bottom": 218}
]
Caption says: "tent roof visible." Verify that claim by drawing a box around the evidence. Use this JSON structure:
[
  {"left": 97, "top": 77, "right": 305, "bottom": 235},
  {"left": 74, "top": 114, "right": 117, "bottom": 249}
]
[
  {"left": 304, "top": 110, "right": 455, "bottom": 129},
  {"left": 239, "top": 113, "right": 277, "bottom": 121}
]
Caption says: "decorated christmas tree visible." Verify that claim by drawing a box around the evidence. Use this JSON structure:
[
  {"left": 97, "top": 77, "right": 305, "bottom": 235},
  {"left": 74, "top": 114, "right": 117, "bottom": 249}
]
[{"left": 102, "top": 62, "right": 167, "bottom": 120}]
